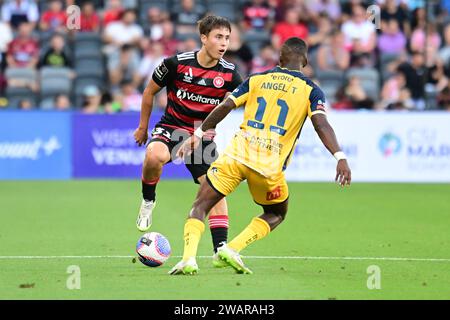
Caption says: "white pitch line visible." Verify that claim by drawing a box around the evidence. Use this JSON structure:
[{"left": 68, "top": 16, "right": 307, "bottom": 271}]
[{"left": 0, "top": 255, "right": 449, "bottom": 262}]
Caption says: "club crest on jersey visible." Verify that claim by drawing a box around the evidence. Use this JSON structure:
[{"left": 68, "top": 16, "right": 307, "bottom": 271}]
[
  {"left": 213, "top": 76, "right": 225, "bottom": 88},
  {"left": 184, "top": 67, "right": 193, "bottom": 83}
]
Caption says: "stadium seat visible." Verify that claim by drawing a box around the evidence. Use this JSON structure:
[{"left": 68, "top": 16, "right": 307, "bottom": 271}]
[
  {"left": 40, "top": 67, "right": 73, "bottom": 97},
  {"left": 346, "top": 68, "right": 380, "bottom": 101},
  {"left": 242, "top": 30, "right": 271, "bottom": 56},
  {"left": 5, "top": 68, "right": 38, "bottom": 84},
  {"left": 139, "top": 0, "right": 169, "bottom": 13},
  {"left": 380, "top": 53, "right": 400, "bottom": 81},
  {"left": 321, "top": 84, "right": 338, "bottom": 105},
  {"left": 120, "top": 0, "right": 138, "bottom": 8},
  {"left": 75, "top": 58, "right": 105, "bottom": 78},
  {"left": 316, "top": 69, "right": 345, "bottom": 84},
  {"left": 206, "top": 0, "right": 237, "bottom": 22},
  {"left": 74, "top": 32, "right": 102, "bottom": 49},
  {"left": 175, "top": 31, "right": 199, "bottom": 41},
  {"left": 74, "top": 46, "right": 104, "bottom": 60},
  {"left": 315, "top": 70, "right": 345, "bottom": 104},
  {"left": 5, "top": 87, "right": 37, "bottom": 109}
]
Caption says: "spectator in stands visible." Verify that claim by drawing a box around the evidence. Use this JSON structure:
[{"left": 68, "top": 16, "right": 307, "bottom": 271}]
[
  {"left": 397, "top": 52, "right": 426, "bottom": 110},
  {"left": 250, "top": 43, "right": 277, "bottom": 74},
  {"left": 307, "top": 14, "right": 333, "bottom": 49},
  {"left": 135, "top": 40, "right": 166, "bottom": 88},
  {"left": 0, "top": 18, "right": 13, "bottom": 72},
  {"left": 317, "top": 29, "right": 350, "bottom": 71},
  {"left": 379, "top": 72, "right": 413, "bottom": 110},
  {"left": 272, "top": 8, "right": 308, "bottom": 50},
  {"left": 103, "top": 9, "right": 143, "bottom": 55},
  {"left": 178, "top": 36, "right": 200, "bottom": 52},
  {"left": 341, "top": 5, "right": 376, "bottom": 54},
  {"left": 79, "top": 1, "right": 100, "bottom": 32},
  {"left": 224, "top": 23, "right": 253, "bottom": 77},
  {"left": 1, "top": 0, "right": 39, "bottom": 30},
  {"left": 241, "top": 0, "right": 275, "bottom": 31},
  {"left": 378, "top": 19, "right": 407, "bottom": 55},
  {"left": 410, "top": 22, "right": 442, "bottom": 53},
  {"left": 411, "top": 7, "right": 426, "bottom": 31},
  {"left": 100, "top": 91, "right": 121, "bottom": 113},
  {"left": 81, "top": 85, "right": 102, "bottom": 113},
  {"left": 54, "top": 93, "right": 71, "bottom": 110},
  {"left": 437, "top": 83, "right": 450, "bottom": 110},
  {"left": 18, "top": 98, "right": 33, "bottom": 110},
  {"left": 424, "top": 47, "right": 448, "bottom": 94},
  {"left": 40, "top": 0, "right": 67, "bottom": 33},
  {"left": 333, "top": 76, "right": 375, "bottom": 110},
  {"left": 380, "top": 0, "right": 411, "bottom": 36},
  {"left": 6, "top": 22, "right": 39, "bottom": 68},
  {"left": 146, "top": 7, "right": 169, "bottom": 41},
  {"left": 306, "top": 0, "right": 341, "bottom": 23},
  {"left": 439, "top": 24, "right": 450, "bottom": 74},
  {"left": 171, "top": 0, "right": 205, "bottom": 35},
  {"left": 384, "top": 88, "right": 415, "bottom": 110},
  {"left": 108, "top": 43, "right": 140, "bottom": 90},
  {"left": 38, "top": 33, "right": 72, "bottom": 68},
  {"left": 158, "top": 20, "right": 179, "bottom": 56},
  {"left": 103, "top": 0, "right": 124, "bottom": 27},
  {"left": 116, "top": 80, "right": 142, "bottom": 112}
]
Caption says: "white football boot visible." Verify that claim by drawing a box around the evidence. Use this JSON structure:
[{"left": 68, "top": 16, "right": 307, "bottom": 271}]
[
  {"left": 217, "top": 243, "right": 253, "bottom": 274},
  {"left": 168, "top": 257, "right": 199, "bottom": 275},
  {"left": 136, "top": 200, "right": 156, "bottom": 232},
  {"left": 212, "top": 252, "right": 229, "bottom": 268}
]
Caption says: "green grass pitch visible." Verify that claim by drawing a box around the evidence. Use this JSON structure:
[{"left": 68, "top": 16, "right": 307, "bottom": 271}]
[{"left": 0, "top": 180, "right": 449, "bottom": 300}]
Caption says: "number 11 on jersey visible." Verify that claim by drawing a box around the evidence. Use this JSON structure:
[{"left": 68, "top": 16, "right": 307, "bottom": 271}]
[{"left": 247, "top": 97, "right": 289, "bottom": 136}]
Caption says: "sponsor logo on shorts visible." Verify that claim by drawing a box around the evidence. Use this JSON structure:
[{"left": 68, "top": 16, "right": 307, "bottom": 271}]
[{"left": 266, "top": 186, "right": 282, "bottom": 201}]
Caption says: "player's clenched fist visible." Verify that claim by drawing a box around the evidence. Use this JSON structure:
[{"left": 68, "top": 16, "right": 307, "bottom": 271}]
[
  {"left": 134, "top": 127, "right": 148, "bottom": 146},
  {"left": 336, "top": 159, "right": 351, "bottom": 187}
]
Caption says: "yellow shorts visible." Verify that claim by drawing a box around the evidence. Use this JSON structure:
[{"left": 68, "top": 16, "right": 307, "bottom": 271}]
[{"left": 206, "top": 154, "right": 289, "bottom": 205}]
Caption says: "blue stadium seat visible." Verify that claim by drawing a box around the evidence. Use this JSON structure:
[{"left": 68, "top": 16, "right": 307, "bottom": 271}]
[
  {"left": 242, "top": 30, "right": 271, "bottom": 56},
  {"left": 6, "top": 87, "right": 37, "bottom": 109},
  {"left": 206, "top": 1, "right": 237, "bottom": 22},
  {"left": 346, "top": 67, "right": 380, "bottom": 101},
  {"left": 40, "top": 67, "right": 73, "bottom": 97},
  {"left": 75, "top": 58, "right": 105, "bottom": 78}
]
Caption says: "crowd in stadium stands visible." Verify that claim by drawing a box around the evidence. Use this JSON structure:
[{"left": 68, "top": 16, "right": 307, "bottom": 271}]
[{"left": 0, "top": 0, "right": 449, "bottom": 112}]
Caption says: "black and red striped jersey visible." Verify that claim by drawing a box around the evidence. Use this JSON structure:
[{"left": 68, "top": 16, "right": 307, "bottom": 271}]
[{"left": 152, "top": 50, "right": 243, "bottom": 133}]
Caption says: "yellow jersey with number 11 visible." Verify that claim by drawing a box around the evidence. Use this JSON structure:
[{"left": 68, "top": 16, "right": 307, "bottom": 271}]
[{"left": 226, "top": 66, "right": 326, "bottom": 177}]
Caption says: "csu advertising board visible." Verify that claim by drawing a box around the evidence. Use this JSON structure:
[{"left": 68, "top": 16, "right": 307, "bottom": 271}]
[
  {"left": 1, "top": 111, "right": 449, "bottom": 182},
  {"left": 214, "top": 111, "right": 450, "bottom": 183}
]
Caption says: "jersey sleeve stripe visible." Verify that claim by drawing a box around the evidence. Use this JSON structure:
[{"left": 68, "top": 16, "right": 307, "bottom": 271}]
[{"left": 310, "top": 110, "right": 326, "bottom": 117}]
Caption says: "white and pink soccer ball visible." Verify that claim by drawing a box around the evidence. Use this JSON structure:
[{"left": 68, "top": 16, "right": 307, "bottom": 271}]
[{"left": 136, "top": 232, "right": 171, "bottom": 267}]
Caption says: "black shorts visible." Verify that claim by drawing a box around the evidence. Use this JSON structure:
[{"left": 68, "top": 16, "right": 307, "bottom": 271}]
[{"left": 149, "top": 124, "right": 218, "bottom": 184}]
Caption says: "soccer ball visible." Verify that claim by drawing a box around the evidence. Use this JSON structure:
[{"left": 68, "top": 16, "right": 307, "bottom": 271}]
[{"left": 136, "top": 232, "right": 171, "bottom": 267}]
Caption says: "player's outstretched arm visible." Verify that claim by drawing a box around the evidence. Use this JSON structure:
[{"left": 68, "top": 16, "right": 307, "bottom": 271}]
[
  {"left": 177, "top": 98, "right": 237, "bottom": 158},
  {"left": 134, "top": 80, "right": 162, "bottom": 146},
  {"left": 311, "top": 113, "right": 352, "bottom": 186}
]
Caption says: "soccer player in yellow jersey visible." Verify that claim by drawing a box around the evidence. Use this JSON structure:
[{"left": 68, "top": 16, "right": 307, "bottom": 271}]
[{"left": 169, "top": 37, "right": 351, "bottom": 275}]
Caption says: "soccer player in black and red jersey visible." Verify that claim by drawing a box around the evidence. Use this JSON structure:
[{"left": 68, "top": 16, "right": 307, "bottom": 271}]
[{"left": 133, "top": 15, "right": 243, "bottom": 267}]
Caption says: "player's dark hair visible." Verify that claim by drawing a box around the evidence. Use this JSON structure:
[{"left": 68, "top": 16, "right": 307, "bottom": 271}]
[
  {"left": 280, "top": 37, "right": 308, "bottom": 68},
  {"left": 197, "top": 15, "right": 231, "bottom": 36}
]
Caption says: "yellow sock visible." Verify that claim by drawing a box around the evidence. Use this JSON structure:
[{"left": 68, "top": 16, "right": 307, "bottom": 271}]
[
  {"left": 228, "top": 217, "right": 271, "bottom": 252},
  {"left": 182, "top": 218, "right": 205, "bottom": 261}
]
